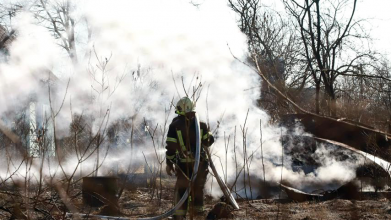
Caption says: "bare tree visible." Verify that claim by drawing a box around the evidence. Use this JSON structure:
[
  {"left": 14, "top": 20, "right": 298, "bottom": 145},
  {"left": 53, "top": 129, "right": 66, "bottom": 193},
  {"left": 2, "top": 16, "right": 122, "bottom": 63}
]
[
  {"left": 283, "top": 0, "right": 379, "bottom": 116},
  {"left": 228, "top": 0, "right": 305, "bottom": 118},
  {"left": 229, "top": 0, "right": 387, "bottom": 121},
  {"left": 33, "top": 0, "right": 80, "bottom": 65},
  {"left": 0, "top": 3, "right": 20, "bottom": 51}
]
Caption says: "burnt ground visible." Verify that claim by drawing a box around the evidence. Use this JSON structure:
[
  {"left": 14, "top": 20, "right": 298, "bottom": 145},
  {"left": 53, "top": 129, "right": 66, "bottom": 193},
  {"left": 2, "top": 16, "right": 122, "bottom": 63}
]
[
  {"left": 118, "top": 185, "right": 391, "bottom": 220},
  {"left": 118, "top": 189, "right": 391, "bottom": 220},
  {"left": 1, "top": 178, "right": 391, "bottom": 219},
  {"left": 85, "top": 181, "right": 391, "bottom": 220}
]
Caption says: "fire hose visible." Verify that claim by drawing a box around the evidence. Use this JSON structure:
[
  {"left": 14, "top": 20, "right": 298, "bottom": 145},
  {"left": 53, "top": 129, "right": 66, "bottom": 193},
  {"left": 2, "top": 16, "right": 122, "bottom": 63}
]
[{"left": 67, "top": 113, "right": 239, "bottom": 219}]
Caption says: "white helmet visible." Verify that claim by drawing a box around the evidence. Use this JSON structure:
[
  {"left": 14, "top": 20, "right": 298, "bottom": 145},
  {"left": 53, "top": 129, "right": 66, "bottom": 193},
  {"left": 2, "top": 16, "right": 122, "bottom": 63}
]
[{"left": 175, "top": 97, "right": 196, "bottom": 115}]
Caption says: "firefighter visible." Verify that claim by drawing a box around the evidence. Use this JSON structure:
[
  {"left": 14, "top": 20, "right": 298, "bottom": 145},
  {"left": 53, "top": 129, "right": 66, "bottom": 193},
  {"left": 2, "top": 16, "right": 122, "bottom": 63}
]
[{"left": 165, "top": 97, "right": 214, "bottom": 219}]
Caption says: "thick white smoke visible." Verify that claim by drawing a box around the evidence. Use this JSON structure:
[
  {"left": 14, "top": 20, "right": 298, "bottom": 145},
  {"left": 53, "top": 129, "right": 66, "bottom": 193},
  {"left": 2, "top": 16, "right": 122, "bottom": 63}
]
[{"left": 0, "top": 0, "right": 365, "bottom": 198}]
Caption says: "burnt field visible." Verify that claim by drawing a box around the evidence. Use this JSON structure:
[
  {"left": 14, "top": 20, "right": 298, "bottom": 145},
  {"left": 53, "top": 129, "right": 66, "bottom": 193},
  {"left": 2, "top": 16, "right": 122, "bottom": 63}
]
[{"left": 1, "top": 177, "right": 391, "bottom": 220}]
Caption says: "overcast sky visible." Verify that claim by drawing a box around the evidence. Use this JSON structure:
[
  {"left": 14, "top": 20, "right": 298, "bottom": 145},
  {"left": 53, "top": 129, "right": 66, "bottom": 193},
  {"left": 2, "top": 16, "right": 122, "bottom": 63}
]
[{"left": 357, "top": 0, "right": 391, "bottom": 57}]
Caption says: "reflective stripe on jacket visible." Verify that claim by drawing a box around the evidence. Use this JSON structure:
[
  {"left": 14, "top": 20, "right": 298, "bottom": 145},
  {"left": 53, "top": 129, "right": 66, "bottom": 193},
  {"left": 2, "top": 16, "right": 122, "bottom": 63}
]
[{"left": 165, "top": 115, "right": 214, "bottom": 164}]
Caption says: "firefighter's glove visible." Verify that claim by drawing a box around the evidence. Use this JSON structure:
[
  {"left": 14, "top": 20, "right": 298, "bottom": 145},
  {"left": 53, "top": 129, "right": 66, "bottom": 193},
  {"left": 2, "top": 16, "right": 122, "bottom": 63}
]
[{"left": 166, "top": 164, "right": 176, "bottom": 176}]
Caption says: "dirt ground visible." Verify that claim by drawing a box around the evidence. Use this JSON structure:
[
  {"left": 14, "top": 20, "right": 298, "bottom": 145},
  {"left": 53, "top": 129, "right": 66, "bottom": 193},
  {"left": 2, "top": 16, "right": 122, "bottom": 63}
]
[
  {"left": 1, "top": 179, "right": 391, "bottom": 220},
  {"left": 115, "top": 191, "right": 391, "bottom": 220},
  {"left": 233, "top": 199, "right": 391, "bottom": 220},
  {"left": 79, "top": 179, "right": 391, "bottom": 220},
  {"left": 89, "top": 188, "right": 391, "bottom": 220}
]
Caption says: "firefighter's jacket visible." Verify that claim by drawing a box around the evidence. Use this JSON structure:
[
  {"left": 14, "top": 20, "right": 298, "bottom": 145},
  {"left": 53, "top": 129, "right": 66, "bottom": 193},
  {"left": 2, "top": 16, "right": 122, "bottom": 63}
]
[{"left": 166, "top": 115, "right": 214, "bottom": 165}]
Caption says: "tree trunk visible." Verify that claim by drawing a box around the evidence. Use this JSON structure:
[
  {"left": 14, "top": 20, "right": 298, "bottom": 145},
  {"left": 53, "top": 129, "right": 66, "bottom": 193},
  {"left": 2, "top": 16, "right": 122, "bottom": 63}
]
[
  {"left": 325, "top": 84, "right": 337, "bottom": 117},
  {"left": 315, "top": 82, "right": 320, "bottom": 114},
  {"left": 330, "top": 96, "right": 337, "bottom": 117},
  {"left": 68, "top": 31, "right": 78, "bottom": 66}
]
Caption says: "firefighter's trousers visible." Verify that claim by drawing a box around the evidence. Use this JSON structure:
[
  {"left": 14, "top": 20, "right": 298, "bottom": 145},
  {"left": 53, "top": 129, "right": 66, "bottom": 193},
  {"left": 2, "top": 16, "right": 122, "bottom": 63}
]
[{"left": 173, "top": 161, "right": 208, "bottom": 217}]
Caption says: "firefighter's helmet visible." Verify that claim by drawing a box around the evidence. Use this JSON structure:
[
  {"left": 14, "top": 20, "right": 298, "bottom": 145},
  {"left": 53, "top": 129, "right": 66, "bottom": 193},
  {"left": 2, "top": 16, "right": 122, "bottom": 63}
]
[{"left": 175, "top": 97, "right": 196, "bottom": 115}]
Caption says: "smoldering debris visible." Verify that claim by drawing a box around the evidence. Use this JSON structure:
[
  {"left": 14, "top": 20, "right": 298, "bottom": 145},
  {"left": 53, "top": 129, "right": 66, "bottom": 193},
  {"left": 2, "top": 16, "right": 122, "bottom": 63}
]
[
  {"left": 356, "top": 163, "right": 391, "bottom": 192},
  {"left": 274, "top": 114, "right": 391, "bottom": 202},
  {"left": 214, "top": 132, "right": 372, "bottom": 200},
  {"left": 281, "top": 114, "right": 391, "bottom": 161},
  {"left": 206, "top": 202, "right": 234, "bottom": 220}
]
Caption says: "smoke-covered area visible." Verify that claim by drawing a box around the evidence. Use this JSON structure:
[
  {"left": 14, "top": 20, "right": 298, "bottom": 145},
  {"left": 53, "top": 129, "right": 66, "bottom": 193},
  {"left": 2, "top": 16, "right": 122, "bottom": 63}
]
[{"left": 0, "top": 0, "right": 366, "bottom": 199}]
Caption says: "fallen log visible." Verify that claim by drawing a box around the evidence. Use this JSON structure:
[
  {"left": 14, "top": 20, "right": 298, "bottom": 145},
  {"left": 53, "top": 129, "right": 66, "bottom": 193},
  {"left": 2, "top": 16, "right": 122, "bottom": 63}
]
[
  {"left": 282, "top": 114, "right": 391, "bottom": 162},
  {"left": 314, "top": 137, "right": 391, "bottom": 178},
  {"left": 280, "top": 183, "right": 322, "bottom": 202}
]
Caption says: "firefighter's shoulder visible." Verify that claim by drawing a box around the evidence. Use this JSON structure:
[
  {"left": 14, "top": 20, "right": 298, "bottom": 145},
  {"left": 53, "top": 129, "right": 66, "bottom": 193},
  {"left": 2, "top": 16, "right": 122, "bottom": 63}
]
[{"left": 170, "top": 116, "right": 183, "bottom": 126}]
